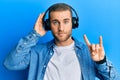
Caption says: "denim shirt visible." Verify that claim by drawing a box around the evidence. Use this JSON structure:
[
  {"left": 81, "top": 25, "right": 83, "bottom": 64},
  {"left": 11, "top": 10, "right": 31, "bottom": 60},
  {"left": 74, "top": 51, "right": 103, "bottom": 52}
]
[{"left": 4, "top": 30, "right": 120, "bottom": 80}]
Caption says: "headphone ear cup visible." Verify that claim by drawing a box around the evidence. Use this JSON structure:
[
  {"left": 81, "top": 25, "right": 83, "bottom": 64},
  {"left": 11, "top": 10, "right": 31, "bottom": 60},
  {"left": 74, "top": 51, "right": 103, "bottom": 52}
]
[
  {"left": 72, "top": 17, "right": 79, "bottom": 28},
  {"left": 44, "top": 19, "right": 51, "bottom": 30}
]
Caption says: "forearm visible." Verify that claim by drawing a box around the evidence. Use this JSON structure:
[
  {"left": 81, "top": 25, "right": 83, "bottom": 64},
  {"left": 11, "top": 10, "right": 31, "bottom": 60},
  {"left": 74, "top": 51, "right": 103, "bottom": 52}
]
[
  {"left": 4, "top": 30, "right": 41, "bottom": 70},
  {"left": 95, "top": 57, "right": 120, "bottom": 80}
]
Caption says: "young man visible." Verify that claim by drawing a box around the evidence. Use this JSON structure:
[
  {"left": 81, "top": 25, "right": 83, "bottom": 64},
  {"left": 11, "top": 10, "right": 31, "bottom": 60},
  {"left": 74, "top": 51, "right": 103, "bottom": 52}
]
[{"left": 4, "top": 3, "right": 120, "bottom": 80}]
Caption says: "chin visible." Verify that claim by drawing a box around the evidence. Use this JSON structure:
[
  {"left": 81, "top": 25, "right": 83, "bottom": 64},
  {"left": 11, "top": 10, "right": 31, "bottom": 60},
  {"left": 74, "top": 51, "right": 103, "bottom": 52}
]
[
  {"left": 53, "top": 32, "right": 72, "bottom": 42},
  {"left": 55, "top": 36, "right": 71, "bottom": 42}
]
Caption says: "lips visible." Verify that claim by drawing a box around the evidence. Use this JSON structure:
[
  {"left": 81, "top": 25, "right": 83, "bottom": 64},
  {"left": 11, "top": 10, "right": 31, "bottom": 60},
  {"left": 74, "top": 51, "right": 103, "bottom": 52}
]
[{"left": 58, "top": 33, "right": 65, "bottom": 37}]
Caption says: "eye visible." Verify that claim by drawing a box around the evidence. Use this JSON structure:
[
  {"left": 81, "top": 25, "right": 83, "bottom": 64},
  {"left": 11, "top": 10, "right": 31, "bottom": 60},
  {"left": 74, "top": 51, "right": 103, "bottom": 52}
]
[
  {"left": 52, "top": 21, "right": 59, "bottom": 25},
  {"left": 64, "top": 20, "right": 69, "bottom": 24}
]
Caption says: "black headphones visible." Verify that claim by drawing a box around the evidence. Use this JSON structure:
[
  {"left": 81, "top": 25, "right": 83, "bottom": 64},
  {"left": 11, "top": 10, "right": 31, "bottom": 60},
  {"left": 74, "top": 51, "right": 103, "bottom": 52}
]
[{"left": 42, "top": 3, "right": 79, "bottom": 31}]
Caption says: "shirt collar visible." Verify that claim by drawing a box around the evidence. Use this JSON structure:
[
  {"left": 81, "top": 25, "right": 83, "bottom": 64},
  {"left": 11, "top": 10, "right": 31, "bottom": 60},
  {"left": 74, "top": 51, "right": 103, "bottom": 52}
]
[{"left": 47, "top": 37, "right": 84, "bottom": 50}]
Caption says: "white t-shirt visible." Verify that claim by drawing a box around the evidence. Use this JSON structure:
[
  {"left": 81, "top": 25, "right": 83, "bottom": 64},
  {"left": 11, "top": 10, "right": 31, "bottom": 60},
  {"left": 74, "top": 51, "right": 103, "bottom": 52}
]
[{"left": 44, "top": 42, "right": 81, "bottom": 80}]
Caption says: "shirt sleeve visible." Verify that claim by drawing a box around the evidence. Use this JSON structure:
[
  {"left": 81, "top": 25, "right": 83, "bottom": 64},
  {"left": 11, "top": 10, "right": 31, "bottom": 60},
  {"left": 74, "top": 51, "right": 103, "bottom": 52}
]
[
  {"left": 3, "top": 30, "right": 41, "bottom": 70},
  {"left": 95, "top": 57, "right": 120, "bottom": 80}
]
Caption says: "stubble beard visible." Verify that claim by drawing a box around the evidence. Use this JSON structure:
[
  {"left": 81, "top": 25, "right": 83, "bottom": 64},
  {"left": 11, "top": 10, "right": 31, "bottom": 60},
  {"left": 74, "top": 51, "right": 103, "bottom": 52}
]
[{"left": 53, "top": 31, "right": 72, "bottom": 43}]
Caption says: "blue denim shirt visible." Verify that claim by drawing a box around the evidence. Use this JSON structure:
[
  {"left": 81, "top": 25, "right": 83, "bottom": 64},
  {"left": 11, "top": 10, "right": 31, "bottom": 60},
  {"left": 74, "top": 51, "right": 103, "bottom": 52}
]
[{"left": 4, "top": 30, "right": 120, "bottom": 80}]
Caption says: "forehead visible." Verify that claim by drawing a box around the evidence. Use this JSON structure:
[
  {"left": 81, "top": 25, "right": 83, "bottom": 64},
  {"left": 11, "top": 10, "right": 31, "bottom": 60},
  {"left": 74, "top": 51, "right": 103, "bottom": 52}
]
[{"left": 50, "top": 10, "right": 72, "bottom": 20}]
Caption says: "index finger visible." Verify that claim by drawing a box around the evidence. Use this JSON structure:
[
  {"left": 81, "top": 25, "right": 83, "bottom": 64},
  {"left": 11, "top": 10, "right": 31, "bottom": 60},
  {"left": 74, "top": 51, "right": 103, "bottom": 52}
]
[
  {"left": 99, "top": 36, "right": 103, "bottom": 46},
  {"left": 37, "top": 13, "right": 45, "bottom": 22},
  {"left": 83, "top": 34, "right": 91, "bottom": 47}
]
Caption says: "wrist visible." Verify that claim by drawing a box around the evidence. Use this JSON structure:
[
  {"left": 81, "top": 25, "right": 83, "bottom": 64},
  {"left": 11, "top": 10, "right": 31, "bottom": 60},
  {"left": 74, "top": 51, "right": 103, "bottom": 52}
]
[{"left": 95, "top": 56, "right": 106, "bottom": 64}]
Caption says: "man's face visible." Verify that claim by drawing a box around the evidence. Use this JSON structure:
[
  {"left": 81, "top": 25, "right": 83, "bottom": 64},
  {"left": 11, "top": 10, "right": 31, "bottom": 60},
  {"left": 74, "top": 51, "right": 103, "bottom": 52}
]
[{"left": 50, "top": 10, "right": 72, "bottom": 42}]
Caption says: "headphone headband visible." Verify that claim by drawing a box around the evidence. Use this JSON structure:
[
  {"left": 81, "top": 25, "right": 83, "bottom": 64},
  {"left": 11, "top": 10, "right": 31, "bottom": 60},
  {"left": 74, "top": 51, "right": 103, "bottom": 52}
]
[{"left": 42, "top": 3, "right": 79, "bottom": 30}]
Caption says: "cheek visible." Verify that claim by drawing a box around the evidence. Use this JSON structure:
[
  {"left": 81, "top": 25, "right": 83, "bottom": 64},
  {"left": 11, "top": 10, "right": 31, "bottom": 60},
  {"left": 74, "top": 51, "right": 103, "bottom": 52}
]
[
  {"left": 66, "top": 25, "right": 72, "bottom": 31},
  {"left": 51, "top": 27, "right": 58, "bottom": 33},
  {"left": 68, "top": 28, "right": 72, "bottom": 33},
  {"left": 68, "top": 22, "right": 72, "bottom": 29}
]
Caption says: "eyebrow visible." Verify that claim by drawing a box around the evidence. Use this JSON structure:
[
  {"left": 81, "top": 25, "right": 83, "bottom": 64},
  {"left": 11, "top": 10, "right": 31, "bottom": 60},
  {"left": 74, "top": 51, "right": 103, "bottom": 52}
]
[
  {"left": 64, "top": 18, "right": 70, "bottom": 21},
  {"left": 51, "top": 19, "right": 58, "bottom": 22},
  {"left": 51, "top": 18, "right": 70, "bottom": 22}
]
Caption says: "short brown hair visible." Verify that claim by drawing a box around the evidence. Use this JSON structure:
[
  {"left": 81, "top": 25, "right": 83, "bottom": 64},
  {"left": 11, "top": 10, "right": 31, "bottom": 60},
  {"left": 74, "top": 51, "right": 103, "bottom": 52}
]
[{"left": 48, "top": 3, "right": 72, "bottom": 18}]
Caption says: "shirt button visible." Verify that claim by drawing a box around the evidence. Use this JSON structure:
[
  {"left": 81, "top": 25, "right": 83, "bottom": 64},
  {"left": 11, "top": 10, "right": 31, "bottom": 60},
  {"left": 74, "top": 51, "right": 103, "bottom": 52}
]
[
  {"left": 33, "top": 34, "right": 36, "bottom": 37},
  {"left": 43, "top": 65, "right": 46, "bottom": 68},
  {"left": 50, "top": 52, "right": 53, "bottom": 55},
  {"left": 24, "top": 42, "right": 27, "bottom": 45},
  {"left": 77, "top": 54, "right": 80, "bottom": 57}
]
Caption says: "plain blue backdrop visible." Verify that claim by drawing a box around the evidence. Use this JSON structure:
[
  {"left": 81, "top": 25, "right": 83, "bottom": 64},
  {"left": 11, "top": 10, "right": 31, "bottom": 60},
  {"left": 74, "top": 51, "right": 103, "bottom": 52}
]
[{"left": 0, "top": 0, "right": 120, "bottom": 80}]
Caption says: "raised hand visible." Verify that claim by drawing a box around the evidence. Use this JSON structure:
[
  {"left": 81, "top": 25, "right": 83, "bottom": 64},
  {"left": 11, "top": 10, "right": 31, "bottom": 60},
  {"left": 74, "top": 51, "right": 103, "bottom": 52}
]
[
  {"left": 83, "top": 34, "right": 105, "bottom": 62},
  {"left": 34, "top": 13, "right": 46, "bottom": 36}
]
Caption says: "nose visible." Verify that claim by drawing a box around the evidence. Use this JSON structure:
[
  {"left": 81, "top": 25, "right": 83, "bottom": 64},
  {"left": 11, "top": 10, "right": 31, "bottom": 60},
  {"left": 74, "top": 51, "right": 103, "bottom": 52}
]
[{"left": 58, "top": 23, "right": 64, "bottom": 31}]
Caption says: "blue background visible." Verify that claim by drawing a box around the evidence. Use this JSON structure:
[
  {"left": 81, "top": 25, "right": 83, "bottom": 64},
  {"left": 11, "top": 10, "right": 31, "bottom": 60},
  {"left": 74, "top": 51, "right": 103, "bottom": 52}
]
[{"left": 0, "top": 0, "right": 120, "bottom": 80}]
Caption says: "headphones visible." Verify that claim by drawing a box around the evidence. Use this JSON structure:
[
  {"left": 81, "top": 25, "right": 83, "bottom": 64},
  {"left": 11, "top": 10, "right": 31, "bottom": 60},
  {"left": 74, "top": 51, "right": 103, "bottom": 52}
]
[{"left": 42, "top": 3, "right": 79, "bottom": 30}]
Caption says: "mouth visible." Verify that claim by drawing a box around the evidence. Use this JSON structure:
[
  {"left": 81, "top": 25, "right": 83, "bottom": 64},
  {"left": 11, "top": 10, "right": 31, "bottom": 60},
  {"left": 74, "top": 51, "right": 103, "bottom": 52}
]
[{"left": 58, "top": 33, "right": 65, "bottom": 37}]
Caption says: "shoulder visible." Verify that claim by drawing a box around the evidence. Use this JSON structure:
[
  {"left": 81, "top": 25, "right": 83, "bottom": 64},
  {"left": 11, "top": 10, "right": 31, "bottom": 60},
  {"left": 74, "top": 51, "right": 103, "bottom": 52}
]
[{"left": 32, "top": 39, "right": 55, "bottom": 51}]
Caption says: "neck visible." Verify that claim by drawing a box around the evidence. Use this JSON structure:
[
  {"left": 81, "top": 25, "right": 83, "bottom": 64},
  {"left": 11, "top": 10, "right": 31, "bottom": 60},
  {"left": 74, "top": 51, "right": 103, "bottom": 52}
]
[{"left": 55, "top": 37, "right": 73, "bottom": 46}]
